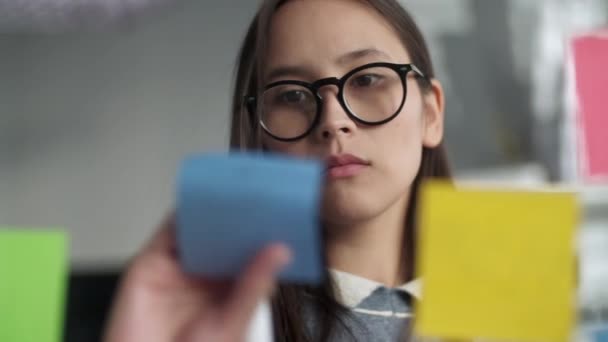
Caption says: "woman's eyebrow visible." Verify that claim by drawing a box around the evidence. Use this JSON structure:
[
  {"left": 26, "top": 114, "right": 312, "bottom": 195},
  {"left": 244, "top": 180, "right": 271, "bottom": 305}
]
[
  {"left": 264, "top": 48, "right": 390, "bottom": 82},
  {"left": 265, "top": 65, "right": 310, "bottom": 82},
  {"left": 335, "top": 48, "right": 391, "bottom": 64}
]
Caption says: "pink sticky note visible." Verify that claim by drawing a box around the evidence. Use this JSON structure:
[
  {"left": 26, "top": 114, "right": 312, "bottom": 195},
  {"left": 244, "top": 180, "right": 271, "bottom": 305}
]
[{"left": 573, "top": 31, "right": 608, "bottom": 182}]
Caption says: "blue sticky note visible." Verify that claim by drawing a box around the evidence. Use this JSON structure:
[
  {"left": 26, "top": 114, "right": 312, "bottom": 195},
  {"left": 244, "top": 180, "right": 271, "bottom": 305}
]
[{"left": 176, "top": 152, "right": 324, "bottom": 284}]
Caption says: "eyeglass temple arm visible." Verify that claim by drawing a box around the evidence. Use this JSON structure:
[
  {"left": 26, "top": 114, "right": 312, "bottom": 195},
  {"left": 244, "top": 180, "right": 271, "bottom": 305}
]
[
  {"left": 410, "top": 64, "right": 427, "bottom": 79},
  {"left": 243, "top": 96, "right": 258, "bottom": 123}
]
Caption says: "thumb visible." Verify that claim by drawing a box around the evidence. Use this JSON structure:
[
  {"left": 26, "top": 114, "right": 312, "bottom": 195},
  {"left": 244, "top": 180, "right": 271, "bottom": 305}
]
[
  {"left": 185, "top": 244, "right": 292, "bottom": 342},
  {"left": 222, "top": 244, "right": 292, "bottom": 336}
]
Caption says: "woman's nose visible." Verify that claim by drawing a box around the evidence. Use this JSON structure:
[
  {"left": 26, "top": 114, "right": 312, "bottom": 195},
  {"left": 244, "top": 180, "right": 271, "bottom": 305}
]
[{"left": 314, "top": 87, "right": 357, "bottom": 141}]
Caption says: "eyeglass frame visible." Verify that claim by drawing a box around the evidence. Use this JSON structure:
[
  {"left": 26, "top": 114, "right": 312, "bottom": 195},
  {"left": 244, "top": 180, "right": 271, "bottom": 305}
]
[{"left": 245, "top": 62, "right": 428, "bottom": 142}]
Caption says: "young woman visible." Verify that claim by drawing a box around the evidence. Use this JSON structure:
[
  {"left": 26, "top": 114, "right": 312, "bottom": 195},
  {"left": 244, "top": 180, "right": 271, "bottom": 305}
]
[{"left": 104, "top": 0, "right": 451, "bottom": 341}]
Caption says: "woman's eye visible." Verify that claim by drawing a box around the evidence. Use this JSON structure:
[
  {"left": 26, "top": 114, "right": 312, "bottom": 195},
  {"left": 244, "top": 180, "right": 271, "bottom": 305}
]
[
  {"left": 352, "top": 74, "right": 381, "bottom": 87},
  {"left": 280, "top": 90, "right": 307, "bottom": 103}
]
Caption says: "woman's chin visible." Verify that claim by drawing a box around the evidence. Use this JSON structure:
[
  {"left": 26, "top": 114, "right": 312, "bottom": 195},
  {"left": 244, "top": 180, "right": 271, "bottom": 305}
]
[{"left": 321, "top": 200, "right": 382, "bottom": 227}]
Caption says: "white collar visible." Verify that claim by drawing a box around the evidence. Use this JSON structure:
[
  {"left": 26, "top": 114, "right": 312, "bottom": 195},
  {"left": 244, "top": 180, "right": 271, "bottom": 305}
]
[{"left": 329, "top": 269, "right": 422, "bottom": 308}]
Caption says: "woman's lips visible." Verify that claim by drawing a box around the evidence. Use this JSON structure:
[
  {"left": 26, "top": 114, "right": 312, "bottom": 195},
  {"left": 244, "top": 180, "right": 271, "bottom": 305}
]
[
  {"left": 327, "top": 163, "right": 368, "bottom": 178},
  {"left": 325, "top": 154, "right": 370, "bottom": 179}
]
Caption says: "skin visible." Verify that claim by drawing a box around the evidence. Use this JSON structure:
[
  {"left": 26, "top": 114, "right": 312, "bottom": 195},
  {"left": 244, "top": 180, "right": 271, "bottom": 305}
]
[{"left": 104, "top": 1, "right": 445, "bottom": 341}]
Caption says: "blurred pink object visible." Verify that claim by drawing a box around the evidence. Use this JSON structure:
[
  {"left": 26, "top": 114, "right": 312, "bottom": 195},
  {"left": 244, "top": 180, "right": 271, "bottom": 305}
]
[{"left": 572, "top": 29, "right": 608, "bottom": 182}]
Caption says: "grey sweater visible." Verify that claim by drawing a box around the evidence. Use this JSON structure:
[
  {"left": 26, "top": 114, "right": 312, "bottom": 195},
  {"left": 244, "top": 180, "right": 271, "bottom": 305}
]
[{"left": 304, "top": 270, "right": 420, "bottom": 342}]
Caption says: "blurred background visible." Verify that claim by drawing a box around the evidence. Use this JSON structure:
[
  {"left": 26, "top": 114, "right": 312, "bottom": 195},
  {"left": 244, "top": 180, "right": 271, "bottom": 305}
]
[{"left": 1, "top": 0, "right": 607, "bottom": 340}]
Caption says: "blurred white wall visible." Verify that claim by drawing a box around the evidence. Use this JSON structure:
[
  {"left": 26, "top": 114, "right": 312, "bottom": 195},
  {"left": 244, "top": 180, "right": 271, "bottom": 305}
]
[
  {"left": 1, "top": 0, "right": 258, "bottom": 269},
  {"left": 0, "top": 38, "right": 21, "bottom": 226}
]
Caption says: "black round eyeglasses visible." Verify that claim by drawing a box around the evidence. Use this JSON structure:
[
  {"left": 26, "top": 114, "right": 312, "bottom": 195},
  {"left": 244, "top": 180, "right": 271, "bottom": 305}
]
[{"left": 245, "top": 62, "right": 427, "bottom": 142}]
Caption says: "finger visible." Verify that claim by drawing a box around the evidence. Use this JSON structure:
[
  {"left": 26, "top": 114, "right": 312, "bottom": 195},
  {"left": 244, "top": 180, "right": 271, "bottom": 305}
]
[
  {"left": 142, "top": 211, "right": 177, "bottom": 256},
  {"left": 126, "top": 212, "right": 179, "bottom": 276},
  {"left": 222, "top": 244, "right": 292, "bottom": 337}
]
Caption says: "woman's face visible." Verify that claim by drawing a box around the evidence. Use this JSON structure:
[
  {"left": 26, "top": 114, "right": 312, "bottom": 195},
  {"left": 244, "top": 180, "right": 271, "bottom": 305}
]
[{"left": 262, "top": 0, "right": 444, "bottom": 227}]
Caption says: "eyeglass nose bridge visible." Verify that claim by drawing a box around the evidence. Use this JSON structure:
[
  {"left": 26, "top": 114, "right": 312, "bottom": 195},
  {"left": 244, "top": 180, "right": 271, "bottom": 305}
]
[{"left": 310, "top": 77, "right": 342, "bottom": 98}]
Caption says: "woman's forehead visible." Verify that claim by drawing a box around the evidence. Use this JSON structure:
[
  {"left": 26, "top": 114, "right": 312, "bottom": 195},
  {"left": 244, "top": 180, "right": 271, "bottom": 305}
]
[{"left": 265, "top": 0, "right": 410, "bottom": 74}]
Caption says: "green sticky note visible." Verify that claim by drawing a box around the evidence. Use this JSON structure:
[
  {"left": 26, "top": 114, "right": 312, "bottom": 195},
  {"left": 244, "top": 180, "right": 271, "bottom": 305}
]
[{"left": 0, "top": 229, "right": 68, "bottom": 342}]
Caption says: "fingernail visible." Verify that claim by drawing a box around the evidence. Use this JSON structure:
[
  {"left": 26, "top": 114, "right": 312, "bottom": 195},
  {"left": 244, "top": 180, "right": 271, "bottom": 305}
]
[{"left": 274, "top": 244, "right": 293, "bottom": 269}]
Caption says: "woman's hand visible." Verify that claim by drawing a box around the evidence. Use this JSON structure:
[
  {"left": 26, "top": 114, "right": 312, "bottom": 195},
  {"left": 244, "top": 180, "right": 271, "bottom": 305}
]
[{"left": 103, "top": 214, "right": 291, "bottom": 342}]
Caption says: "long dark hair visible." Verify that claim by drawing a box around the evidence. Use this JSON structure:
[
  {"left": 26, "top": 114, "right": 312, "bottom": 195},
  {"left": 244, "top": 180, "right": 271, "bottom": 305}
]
[{"left": 229, "top": 1, "right": 451, "bottom": 341}]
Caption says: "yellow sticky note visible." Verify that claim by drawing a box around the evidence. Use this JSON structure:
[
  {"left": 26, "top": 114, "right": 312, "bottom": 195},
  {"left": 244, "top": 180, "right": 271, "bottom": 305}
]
[{"left": 414, "top": 182, "right": 578, "bottom": 342}]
